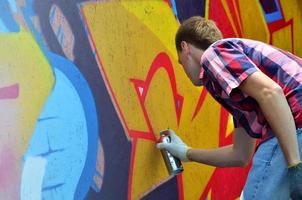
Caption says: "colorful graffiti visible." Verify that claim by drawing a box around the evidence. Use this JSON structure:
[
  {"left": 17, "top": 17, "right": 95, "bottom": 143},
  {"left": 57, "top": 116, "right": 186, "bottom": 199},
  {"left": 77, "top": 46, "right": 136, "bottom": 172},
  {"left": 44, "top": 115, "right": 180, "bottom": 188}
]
[{"left": 0, "top": 0, "right": 301, "bottom": 199}]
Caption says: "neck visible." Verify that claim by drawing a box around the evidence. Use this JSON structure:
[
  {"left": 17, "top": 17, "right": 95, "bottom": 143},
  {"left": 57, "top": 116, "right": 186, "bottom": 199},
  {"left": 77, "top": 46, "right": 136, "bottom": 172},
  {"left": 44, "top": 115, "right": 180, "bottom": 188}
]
[{"left": 188, "top": 44, "right": 204, "bottom": 63}]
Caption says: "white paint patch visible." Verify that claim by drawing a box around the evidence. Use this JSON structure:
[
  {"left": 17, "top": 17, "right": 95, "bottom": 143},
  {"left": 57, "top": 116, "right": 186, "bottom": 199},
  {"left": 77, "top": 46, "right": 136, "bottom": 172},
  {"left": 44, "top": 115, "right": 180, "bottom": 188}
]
[
  {"left": 138, "top": 87, "right": 144, "bottom": 96},
  {"left": 21, "top": 156, "right": 47, "bottom": 200},
  {"left": 240, "top": 191, "right": 245, "bottom": 200}
]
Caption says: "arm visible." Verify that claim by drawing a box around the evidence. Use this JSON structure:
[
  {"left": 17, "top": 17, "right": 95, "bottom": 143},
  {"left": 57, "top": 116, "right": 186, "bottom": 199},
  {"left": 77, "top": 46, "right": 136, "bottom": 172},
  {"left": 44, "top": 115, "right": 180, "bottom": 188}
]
[
  {"left": 187, "top": 127, "right": 256, "bottom": 167},
  {"left": 157, "top": 128, "right": 256, "bottom": 167},
  {"left": 238, "top": 71, "right": 301, "bottom": 166}
]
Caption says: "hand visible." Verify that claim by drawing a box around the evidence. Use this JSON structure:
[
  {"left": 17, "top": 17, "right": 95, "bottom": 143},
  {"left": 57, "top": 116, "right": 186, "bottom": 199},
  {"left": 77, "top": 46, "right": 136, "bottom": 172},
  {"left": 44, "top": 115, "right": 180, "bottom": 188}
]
[
  {"left": 288, "top": 162, "right": 302, "bottom": 200},
  {"left": 156, "top": 129, "right": 191, "bottom": 162}
]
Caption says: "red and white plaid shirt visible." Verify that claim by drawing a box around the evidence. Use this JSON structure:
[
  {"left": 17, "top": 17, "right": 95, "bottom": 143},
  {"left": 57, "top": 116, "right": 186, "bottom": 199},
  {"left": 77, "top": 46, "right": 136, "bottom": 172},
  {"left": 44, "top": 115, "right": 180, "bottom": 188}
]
[{"left": 200, "top": 38, "right": 302, "bottom": 142}]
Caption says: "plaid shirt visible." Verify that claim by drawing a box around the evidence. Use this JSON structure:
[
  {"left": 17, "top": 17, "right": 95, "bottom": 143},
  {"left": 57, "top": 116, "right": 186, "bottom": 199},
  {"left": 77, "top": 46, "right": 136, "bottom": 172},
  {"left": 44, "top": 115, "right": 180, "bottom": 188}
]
[{"left": 200, "top": 38, "right": 302, "bottom": 142}]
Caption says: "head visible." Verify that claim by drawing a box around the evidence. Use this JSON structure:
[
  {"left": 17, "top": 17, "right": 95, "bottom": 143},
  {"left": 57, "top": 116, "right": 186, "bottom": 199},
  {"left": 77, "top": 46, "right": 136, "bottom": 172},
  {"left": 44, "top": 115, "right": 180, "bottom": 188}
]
[{"left": 175, "top": 16, "right": 222, "bottom": 86}]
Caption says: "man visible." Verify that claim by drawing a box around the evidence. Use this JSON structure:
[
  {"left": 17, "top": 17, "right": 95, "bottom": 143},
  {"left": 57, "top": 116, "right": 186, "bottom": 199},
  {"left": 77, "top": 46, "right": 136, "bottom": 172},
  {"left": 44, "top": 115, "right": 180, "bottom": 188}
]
[{"left": 157, "top": 16, "right": 302, "bottom": 199}]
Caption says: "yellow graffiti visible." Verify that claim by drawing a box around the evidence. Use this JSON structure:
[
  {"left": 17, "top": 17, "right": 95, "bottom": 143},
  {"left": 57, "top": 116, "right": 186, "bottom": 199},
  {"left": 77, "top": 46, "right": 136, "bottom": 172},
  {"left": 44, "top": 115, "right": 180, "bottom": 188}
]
[
  {"left": 238, "top": 0, "right": 270, "bottom": 43},
  {"left": 83, "top": 0, "right": 302, "bottom": 199},
  {"left": 278, "top": 0, "right": 302, "bottom": 55},
  {"left": 0, "top": 30, "right": 54, "bottom": 198},
  {"left": 83, "top": 1, "right": 221, "bottom": 199}
]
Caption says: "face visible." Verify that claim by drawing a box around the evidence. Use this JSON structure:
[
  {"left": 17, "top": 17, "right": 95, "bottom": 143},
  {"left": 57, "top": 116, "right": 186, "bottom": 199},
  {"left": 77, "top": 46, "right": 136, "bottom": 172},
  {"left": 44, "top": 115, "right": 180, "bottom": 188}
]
[{"left": 177, "top": 44, "right": 202, "bottom": 86}]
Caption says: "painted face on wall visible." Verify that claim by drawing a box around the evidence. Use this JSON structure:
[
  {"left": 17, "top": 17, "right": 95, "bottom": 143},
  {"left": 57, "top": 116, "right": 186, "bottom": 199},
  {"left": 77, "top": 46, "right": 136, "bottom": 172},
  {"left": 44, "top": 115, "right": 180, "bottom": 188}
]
[{"left": 177, "top": 42, "right": 203, "bottom": 86}]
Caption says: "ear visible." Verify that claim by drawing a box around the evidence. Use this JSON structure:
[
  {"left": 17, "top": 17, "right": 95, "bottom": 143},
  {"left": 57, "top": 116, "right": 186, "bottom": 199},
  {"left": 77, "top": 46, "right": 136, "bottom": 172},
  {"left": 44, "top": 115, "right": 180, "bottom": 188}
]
[{"left": 180, "top": 41, "right": 190, "bottom": 54}]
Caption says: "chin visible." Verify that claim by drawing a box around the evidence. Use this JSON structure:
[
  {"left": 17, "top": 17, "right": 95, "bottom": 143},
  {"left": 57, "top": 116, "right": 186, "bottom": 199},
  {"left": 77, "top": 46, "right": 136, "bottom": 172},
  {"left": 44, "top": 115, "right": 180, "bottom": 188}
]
[{"left": 192, "top": 80, "right": 203, "bottom": 86}]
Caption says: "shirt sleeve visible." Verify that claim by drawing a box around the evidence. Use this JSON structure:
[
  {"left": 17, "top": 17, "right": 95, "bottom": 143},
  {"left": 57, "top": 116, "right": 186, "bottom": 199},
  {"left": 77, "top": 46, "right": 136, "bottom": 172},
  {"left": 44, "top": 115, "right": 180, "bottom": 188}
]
[{"left": 202, "top": 40, "right": 259, "bottom": 96}]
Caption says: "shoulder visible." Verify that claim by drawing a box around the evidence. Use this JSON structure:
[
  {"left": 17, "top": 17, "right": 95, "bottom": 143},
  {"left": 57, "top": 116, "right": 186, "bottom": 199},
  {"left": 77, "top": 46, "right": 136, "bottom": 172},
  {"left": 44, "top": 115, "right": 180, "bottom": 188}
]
[
  {"left": 202, "top": 38, "right": 270, "bottom": 60},
  {"left": 210, "top": 38, "right": 267, "bottom": 50},
  {"left": 210, "top": 38, "right": 241, "bottom": 48},
  {"left": 201, "top": 38, "right": 243, "bottom": 62}
]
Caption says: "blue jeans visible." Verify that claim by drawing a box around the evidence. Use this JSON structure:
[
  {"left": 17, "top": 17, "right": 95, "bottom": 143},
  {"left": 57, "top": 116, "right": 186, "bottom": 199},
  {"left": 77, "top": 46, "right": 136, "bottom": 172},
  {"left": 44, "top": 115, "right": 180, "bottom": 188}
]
[{"left": 242, "top": 129, "right": 302, "bottom": 200}]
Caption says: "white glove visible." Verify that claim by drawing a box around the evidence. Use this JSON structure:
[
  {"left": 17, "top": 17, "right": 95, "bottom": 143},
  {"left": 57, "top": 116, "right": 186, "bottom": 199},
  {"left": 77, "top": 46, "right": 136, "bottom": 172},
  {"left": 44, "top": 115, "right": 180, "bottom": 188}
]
[{"left": 156, "top": 130, "right": 191, "bottom": 162}]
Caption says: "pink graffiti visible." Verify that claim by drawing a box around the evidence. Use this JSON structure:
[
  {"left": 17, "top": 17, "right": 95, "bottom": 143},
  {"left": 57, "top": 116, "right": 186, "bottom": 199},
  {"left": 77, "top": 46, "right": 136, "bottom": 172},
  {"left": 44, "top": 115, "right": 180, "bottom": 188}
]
[{"left": 0, "top": 84, "right": 19, "bottom": 99}]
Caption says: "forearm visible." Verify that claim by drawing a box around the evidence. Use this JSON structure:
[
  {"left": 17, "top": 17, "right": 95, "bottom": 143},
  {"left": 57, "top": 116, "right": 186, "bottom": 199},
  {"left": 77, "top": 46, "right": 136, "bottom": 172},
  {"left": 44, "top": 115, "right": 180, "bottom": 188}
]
[
  {"left": 187, "top": 145, "right": 246, "bottom": 167},
  {"left": 259, "top": 88, "right": 300, "bottom": 166}
]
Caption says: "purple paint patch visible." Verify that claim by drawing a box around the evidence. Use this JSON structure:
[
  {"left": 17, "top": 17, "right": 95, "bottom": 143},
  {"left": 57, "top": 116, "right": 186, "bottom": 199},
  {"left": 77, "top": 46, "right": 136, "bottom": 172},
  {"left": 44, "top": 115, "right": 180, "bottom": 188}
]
[
  {"left": 0, "top": 83, "right": 19, "bottom": 99},
  {"left": 260, "top": 0, "right": 278, "bottom": 14}
]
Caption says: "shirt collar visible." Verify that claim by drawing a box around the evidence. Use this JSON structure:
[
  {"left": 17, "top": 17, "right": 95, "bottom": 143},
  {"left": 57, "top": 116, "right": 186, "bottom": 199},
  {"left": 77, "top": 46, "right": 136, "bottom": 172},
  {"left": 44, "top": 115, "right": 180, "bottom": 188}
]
[{"left": 199, "top": 56, "right": 205, "bottom": 80}]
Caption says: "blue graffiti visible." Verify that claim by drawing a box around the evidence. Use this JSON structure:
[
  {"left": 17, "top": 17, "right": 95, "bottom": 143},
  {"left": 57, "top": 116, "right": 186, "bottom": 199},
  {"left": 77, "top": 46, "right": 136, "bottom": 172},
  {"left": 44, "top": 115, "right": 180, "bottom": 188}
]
[
  {"left": 174, "top": 0, "right": 206, "bottom": 22},
  {"left": 259, "top": 0, "right": 283, "bottom": 23},
  {"left": 22, "top": 52, "right": 98, "bottom": 200},
  {"left": 0, "top": 0, "right": 19, "bottom": 32},
  {"left": 21, "top": 0, "right": 48, "bottom": 51}
]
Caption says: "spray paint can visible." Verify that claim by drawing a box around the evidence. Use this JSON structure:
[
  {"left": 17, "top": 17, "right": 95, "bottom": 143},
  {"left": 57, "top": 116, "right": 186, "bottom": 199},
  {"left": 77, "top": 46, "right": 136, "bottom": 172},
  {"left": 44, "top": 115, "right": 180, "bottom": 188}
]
[{"left": 159, "top": 129, "right": 184, "bottom": 176}]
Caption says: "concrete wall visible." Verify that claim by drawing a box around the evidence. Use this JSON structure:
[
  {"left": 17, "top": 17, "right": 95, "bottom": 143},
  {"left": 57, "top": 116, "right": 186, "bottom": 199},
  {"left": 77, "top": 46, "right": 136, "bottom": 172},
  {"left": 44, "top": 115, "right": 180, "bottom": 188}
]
[{"left": 0, "top": 0, "right": 301, "bottom": 199}]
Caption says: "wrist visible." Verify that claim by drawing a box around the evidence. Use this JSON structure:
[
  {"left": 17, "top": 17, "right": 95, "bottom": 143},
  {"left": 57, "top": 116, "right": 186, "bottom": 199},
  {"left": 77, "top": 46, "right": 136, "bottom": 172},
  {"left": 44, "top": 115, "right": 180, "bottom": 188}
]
[
  {"left": 288, "top": 161, "right": 302, "bottom": 169},
  {"left": 186, "top": 148, "right": 193, "bottom": 162}
]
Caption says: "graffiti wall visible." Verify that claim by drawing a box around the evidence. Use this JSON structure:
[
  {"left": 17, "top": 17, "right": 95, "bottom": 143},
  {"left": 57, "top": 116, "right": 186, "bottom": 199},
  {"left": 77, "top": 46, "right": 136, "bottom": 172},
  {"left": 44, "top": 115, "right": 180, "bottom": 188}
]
[{"left": 0, "top": 0, "right": 301, "bottom": 199}]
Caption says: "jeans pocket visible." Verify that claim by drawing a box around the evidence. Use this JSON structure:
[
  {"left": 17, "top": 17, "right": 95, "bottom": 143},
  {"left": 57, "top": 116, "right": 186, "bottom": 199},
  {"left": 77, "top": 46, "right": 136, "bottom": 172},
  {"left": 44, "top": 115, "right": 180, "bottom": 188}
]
[
  {"left": 253, "top": 138, "right": 279, "bottom": 166},
  {"left": 244, "top": 140, "right": 279, "bottom": 199}
]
